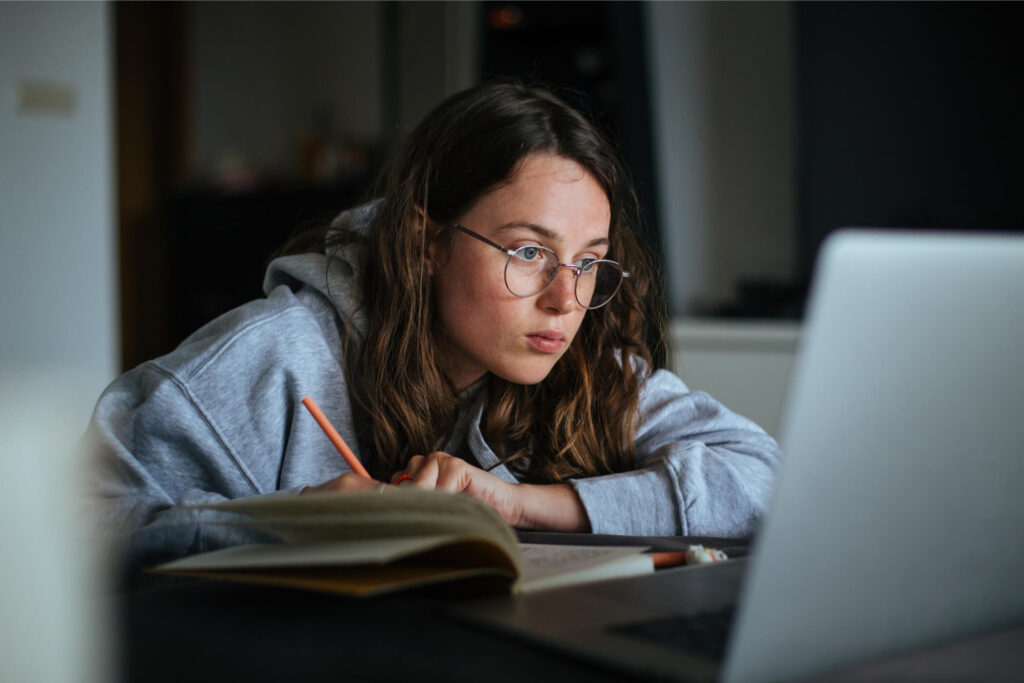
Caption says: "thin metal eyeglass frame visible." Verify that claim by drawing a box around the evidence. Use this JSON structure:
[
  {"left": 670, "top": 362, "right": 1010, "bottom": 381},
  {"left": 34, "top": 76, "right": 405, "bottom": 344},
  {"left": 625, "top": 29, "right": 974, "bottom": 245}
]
[{"left": 450, "top": 223, "right": 630, "bottom": 309}]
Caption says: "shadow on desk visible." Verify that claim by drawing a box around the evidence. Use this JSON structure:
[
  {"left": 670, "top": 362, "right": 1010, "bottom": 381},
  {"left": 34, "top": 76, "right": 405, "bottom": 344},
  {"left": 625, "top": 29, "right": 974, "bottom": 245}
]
[{"left": 118, "top": 579, "right": 646, "bottom": 683}]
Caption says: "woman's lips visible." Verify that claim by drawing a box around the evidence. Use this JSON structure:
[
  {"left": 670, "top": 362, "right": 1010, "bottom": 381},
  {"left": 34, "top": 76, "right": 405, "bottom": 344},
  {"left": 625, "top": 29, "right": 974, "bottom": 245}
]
[{"left": 526, "top": 332, "right": 566, "bottom": 353}]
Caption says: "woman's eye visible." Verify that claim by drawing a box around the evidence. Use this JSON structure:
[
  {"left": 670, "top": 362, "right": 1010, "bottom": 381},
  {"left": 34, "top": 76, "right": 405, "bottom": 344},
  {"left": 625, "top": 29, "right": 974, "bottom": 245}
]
[
  {"left": 520, "top": 246, "right": 541, "bottom": 261},
  {"left": 576, "top": 258, "right": 597, "bottom": 269}
]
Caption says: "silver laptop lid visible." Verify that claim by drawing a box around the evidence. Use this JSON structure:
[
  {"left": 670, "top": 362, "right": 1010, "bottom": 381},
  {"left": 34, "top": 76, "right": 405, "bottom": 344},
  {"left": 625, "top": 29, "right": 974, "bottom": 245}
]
[{"left": 724, "top": 230, "right": 1024, "bottom": 682}]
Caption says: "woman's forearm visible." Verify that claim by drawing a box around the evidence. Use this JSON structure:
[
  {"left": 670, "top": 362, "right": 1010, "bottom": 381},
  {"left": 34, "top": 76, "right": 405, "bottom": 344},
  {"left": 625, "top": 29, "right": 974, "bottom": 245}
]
[{"left": 513, "top": 483, "right": 591, "bottom": 532}]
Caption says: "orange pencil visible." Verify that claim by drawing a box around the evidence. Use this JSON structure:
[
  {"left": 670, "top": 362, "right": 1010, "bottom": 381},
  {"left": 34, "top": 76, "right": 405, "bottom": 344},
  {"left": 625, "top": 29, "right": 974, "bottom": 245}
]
[
  {"left": 301, "top": 395, "right": 371, "bottom": 478},
  {"left": 649, "top": 551, "right": 689, "bottom": 569}
]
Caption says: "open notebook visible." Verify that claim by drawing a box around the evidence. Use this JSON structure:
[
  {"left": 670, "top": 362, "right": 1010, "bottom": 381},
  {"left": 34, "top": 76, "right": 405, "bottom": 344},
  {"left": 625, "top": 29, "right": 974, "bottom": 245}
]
[{"left": 156, "top": 488, "right": 654, "bottom": 596}]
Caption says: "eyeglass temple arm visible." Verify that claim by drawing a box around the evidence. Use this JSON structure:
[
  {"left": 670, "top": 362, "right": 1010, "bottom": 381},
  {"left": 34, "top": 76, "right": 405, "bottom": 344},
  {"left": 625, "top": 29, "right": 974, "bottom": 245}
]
[{"left": 451, "top": 224, "right": 515, "bottom": 256}]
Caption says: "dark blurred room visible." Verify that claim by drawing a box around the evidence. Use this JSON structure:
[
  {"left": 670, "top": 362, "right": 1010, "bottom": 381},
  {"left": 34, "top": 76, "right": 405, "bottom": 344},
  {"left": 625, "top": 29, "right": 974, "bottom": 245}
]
[{"left": 3, "top": 0, "right": 1023, "bottom": 436}]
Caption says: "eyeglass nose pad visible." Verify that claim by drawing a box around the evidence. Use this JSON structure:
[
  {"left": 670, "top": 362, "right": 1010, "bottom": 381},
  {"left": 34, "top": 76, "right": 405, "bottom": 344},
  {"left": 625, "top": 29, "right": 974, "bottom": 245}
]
[
  {"left": 553, "top": 263, "right": 580, "bottom": 286},
  {"left": 542, "top": 260, "right": 564, "bottom": 284},
  {"left": 543, "top": 263, "right": 575, "bottom": 298},
  {"left": 557, "top": 262, "right": 580, "bottom": 277}
]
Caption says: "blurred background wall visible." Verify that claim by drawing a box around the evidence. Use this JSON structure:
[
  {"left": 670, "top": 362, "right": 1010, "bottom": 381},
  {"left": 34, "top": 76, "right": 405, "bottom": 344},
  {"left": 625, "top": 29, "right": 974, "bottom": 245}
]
[
  {"left": 109, "top": 0, "right": 803, "bottom": 373},
  {"left": 648, "top": 1, "right": 794, "bottom": 315},
  {"left": 0, "top": 1, "right": 117, "bottom": 426},
  {"left": 2, "top": 0, "right": 1022, "bottom": 426}
]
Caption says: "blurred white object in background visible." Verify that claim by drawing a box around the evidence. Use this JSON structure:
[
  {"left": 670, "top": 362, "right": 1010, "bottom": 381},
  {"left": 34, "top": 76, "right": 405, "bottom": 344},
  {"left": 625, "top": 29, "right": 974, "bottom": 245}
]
[
  {"left": 670, "top": 319, "right": 800, "bottom": 439},
  {"left": 0, "top": 372, "right": 111, "bottom": 683}
]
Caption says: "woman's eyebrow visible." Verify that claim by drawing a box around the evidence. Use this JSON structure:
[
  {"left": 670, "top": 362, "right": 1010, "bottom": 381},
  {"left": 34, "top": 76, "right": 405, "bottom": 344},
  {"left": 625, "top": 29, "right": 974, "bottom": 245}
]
[{"left": 495, "top": 222, "right": 609, "bottom": 248}]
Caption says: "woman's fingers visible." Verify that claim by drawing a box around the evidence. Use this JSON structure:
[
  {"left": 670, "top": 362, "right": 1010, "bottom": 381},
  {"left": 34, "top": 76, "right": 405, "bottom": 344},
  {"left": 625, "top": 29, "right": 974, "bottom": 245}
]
[
  {"left": 385, "top": 452, "right": 524, "bottom": 526},
  {"left": 394, "top": 452, "right": 451, "bottom": 487},
  {"left": 430, "top": 453, "right": 471, "bottom": 493},
  {"left": 404, "top": 452, "right": 487, "bottom": 496},
  {"left": 392, "top": 454, "right": 424, "bottom": 485},
  {"left": 404, "top": 452, "right": 468, "bottom": 492},
  {"left": 407, "top": 453, "right": 442, "bottom": 489},
  {"left": 393, "top": 452, "right": 501, "bottom": 499}
]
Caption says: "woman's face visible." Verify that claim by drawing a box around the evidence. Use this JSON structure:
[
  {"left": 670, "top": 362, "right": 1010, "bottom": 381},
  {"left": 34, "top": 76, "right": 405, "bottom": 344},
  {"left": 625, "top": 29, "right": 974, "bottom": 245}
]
[{"left": 431, "top": 153, "right": 612, "bottom": 390}]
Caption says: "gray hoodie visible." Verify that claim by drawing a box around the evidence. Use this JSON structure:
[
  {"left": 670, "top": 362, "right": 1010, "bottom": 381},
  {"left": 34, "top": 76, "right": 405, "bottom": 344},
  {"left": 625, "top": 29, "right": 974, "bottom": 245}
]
[{"left": 87, "top": 203, "right": 781, "bottom": 572}]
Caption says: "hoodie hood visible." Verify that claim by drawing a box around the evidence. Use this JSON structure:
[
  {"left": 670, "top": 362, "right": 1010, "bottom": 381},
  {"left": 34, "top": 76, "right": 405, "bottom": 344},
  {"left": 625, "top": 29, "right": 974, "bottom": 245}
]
[{"left": 262, "top": 200, "right": 379, "bottom": 343}]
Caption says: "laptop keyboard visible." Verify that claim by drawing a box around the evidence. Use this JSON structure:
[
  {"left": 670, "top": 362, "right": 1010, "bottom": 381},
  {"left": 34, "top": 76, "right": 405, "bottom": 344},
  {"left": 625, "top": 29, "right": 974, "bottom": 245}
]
[{"left": 608, "top": 606, "right": 736, "bottom": 659}]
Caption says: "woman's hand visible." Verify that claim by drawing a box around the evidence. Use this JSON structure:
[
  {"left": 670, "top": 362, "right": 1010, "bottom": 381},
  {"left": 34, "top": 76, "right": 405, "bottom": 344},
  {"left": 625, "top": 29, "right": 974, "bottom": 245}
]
[
  {"left": 393, "top": 452, "right": 591, "bottom": 532},
  {"left": 393, "top": 451, "right": 523, "bottom": 526},
  {"left": 301, "top": 453, "right": 591, "bottom": 533}
]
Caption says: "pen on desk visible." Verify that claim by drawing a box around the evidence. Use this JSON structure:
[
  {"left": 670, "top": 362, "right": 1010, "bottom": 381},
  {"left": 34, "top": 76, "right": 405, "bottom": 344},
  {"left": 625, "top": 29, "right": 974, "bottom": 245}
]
[
  {"left": 301, "top": 395, "right": 371, "bottom": 478},
  {"left": 649, "top": 551, "right": 689, "bottom": 569},
  {"left": 650, "top": 546, "right": 729, "bottom": 569}
]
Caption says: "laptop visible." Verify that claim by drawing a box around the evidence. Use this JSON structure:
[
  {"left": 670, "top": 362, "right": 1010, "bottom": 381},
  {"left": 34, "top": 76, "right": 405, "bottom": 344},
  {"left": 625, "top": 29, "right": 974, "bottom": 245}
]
[{"left": 450, "top": 229, "right": 1024, "bottom": 682}]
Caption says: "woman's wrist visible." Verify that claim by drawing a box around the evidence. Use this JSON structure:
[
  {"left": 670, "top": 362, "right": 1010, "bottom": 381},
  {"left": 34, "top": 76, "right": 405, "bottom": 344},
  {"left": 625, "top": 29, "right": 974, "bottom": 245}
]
[{"left": 513, "top": 483, "right": 591, "bottom": 533}]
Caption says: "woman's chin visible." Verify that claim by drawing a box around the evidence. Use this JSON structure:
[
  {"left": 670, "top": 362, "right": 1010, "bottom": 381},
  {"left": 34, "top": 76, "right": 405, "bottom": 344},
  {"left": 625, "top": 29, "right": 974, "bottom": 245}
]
[{"left": 491, "top": 362, "right": 559, "bottom": 386}]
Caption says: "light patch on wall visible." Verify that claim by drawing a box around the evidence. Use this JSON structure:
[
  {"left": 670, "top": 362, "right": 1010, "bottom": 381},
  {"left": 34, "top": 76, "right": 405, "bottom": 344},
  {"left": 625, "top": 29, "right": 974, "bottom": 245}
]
[{"left": 14, "top": 79, "right": 76, "bottom": 115}]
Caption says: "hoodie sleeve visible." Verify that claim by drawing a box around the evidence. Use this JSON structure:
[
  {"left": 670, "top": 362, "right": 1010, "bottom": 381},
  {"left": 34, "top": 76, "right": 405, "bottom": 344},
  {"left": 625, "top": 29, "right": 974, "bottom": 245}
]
[
  {"left": 86, "top": 360, "right": 294, "bottom": 575},
  {"left": 569, "top": 369, "right": 781, "bottom": 537}
]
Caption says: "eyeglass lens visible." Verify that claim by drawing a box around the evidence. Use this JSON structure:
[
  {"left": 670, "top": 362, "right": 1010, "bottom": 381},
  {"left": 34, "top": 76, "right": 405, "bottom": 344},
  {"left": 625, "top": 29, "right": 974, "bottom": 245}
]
[{"left": 506, "top": 246, "right": 623, "bottom": 309}]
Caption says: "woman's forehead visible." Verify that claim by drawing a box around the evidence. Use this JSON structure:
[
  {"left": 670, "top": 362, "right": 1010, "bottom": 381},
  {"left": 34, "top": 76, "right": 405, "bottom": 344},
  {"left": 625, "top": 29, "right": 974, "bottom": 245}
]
[
  {"left": 461, "top": 154, "right": 611, "bottom": 241},
  {"left": 494, "top": 221, "right": 609, "bottom": 248}
]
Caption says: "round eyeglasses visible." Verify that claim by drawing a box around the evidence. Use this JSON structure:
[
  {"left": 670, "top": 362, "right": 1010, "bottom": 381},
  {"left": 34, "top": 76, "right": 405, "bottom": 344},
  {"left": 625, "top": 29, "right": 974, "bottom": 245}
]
[{"left": 451, "top": 224, "right": 630, "bottom": 309}]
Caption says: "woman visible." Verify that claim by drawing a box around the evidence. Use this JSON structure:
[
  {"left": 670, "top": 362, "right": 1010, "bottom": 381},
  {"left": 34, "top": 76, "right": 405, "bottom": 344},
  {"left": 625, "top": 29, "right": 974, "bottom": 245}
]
[{"left": 89, "top": 81, "right": 780, "bottom": 571}]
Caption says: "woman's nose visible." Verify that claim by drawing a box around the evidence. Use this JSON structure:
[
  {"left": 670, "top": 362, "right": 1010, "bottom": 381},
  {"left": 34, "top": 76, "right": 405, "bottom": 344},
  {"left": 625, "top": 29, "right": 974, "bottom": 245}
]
[{"left": 538, "top": 265, "right": 578, "bottom": 313}]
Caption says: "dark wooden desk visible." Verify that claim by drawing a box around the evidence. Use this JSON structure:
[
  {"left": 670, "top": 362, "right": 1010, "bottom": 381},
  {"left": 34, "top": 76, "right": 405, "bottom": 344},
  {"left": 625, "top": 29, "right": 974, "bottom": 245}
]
[
  {"left": 114, "top": 533, "right": 734, "bottom": 683},
  {"left": 117, "top": 579, "right": 636, "bottom": 683},
  {"left": 113, "top": 533, "right": 1024, "bottom": 682}
]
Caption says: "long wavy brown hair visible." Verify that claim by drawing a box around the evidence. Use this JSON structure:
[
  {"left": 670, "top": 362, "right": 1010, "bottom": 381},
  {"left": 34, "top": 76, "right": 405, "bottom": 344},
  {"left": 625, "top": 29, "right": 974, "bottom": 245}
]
[{"left": 327, "top": 80, "right": 666, "bottom": 482}]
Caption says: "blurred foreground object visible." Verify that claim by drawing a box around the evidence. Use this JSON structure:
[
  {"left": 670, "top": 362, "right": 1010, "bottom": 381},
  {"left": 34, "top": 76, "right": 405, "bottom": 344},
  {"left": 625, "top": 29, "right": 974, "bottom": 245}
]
[{"left": 0, "top": 373, "right": 111, "bottom": 683}]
